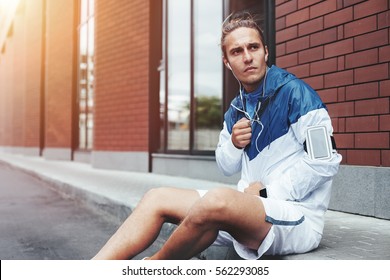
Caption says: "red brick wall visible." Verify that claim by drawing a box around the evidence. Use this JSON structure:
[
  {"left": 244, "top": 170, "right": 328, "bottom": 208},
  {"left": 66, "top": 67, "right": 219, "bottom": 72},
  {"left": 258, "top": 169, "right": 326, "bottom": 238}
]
[
  {"left": 0, "top": 1, "right": 44, "bottom": 150},
  {"left": 44, "top": 0, "right": 75, "bottom": 148},
  {"left": 276, "top": 0, "right": 390, "bottom": 166},
  {"left": 24, "top": 0, "right": 43, "bottom": 148},
  {"left": 0, "top": 1, "right": 43, "bottom": 150},
  {"left": 94, "top": 0, "right": 150, "bottom": 151},
  {"left": 0, "top": 36, "right": 14, "bottom": 147},
  {"left": 11, "top": 7, "right": 26, "bottom": 148}
]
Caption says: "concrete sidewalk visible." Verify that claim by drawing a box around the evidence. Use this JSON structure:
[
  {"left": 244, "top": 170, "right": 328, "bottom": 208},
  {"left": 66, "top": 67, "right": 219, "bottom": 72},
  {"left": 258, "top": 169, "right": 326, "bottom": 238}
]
[{"left": 1, "top": 152, "right": 389, "bottom": 260}]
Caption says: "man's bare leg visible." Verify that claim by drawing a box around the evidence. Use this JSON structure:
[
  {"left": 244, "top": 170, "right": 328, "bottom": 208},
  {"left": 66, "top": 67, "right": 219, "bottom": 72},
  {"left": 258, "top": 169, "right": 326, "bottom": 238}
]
[
  {"left": 93, "top": 187, "right": 200, "bottom": 259},
  {"left": 149, "top": 188, "right": 272, "bottom": 260}
]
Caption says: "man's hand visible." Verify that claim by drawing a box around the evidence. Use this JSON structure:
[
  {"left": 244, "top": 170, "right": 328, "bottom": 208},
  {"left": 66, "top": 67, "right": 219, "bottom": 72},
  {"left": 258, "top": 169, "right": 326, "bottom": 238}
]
[
  {"left": 244, "top": 181, "right": 265, "bottom": 196},
  {"left": 232, "top": 117, "right": 252, "bottom": 148}
]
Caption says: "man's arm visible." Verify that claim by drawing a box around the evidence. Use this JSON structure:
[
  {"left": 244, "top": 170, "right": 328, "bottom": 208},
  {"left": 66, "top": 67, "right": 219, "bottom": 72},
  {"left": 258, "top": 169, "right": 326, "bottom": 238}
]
[
  {"left": 215, "top": 119, "right": 248, "bottom": 176},
  {"left": 231, "top": 117, "right": 252, "bottom": 148},
  {"left": 244, "top": 181, "right": 266, "bottom": 196},
  {"left": 267, "top": 108, "right": 342, "bottom": 201}
]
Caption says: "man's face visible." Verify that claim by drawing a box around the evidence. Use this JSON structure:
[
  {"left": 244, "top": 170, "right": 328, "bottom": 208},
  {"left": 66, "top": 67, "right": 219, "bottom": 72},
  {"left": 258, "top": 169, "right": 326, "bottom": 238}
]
[{"left": 223, "top": 27, "right": 268, "bottom": 92}]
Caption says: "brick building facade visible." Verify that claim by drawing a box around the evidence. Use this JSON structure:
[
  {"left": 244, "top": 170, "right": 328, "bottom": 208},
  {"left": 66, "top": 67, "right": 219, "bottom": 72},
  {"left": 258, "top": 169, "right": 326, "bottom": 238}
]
[
  {"left": 0, "top": 0, "right": 389, "bottom": 186},
  {"left": 276, "top": 0, "right": 390, "bottom": 167}
]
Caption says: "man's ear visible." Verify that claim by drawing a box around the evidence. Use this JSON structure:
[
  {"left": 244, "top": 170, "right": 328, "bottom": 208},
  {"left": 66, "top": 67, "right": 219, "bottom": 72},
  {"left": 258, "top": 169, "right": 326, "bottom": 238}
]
[
  {"left": 264, "top": 46, "right": 269, "bottom": 62},
  {"left": 223, "top": 57, "right": 232, "bottom": 70}
]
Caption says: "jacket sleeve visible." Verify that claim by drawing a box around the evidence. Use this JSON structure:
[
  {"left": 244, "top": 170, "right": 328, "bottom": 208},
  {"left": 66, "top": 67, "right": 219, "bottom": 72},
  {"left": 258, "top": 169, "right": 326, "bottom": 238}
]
[
  {"left": 267, "top": 82, "right": 342, "bottom": 201},
  {"left": 215, "top": 121, "right": 244, "bottom": 176},
  {"left": 272, "top": 110, "right": 342, "bottom": 200}
]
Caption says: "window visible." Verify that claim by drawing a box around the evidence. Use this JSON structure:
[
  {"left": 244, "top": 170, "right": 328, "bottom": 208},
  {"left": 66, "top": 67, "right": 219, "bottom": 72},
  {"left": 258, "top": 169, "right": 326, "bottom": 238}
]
[
  {"left": 194, "top": 0, "right": 224, "bottom": 151},
  {"left": 77, "top": 0, "right": 94, "bottom": 150},
  {"left": 159, "top": 0, "right": 273, "bottom": 154},
  {"left": 166, "top": 0, "right": 192, "bottom": 151}
]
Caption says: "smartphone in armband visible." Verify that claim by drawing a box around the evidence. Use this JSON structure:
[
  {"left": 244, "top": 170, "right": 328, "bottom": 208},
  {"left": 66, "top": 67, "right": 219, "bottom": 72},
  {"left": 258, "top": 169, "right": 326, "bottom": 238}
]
[{"left": 305, "top": 126, "right": 332, "bottom": 160}]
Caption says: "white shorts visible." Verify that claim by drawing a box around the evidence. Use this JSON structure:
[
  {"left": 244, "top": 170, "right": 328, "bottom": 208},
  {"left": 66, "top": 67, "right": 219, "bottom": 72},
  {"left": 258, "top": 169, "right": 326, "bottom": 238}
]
[{"left": 196, "top": 190, "right": 322, "bottom": 260}]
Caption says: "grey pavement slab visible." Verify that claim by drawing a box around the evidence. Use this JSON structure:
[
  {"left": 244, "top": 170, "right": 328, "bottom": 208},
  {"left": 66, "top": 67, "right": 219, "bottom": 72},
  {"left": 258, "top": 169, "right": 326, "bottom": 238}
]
[{"left": 283, "top": 211, "right": 390, "bottom": 260}]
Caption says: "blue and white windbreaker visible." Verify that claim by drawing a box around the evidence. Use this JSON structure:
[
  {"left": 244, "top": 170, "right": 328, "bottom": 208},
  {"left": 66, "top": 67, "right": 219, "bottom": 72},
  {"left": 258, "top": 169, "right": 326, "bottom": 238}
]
[{"left": 216, "top": 65, "right": 342, "bottom": 234}]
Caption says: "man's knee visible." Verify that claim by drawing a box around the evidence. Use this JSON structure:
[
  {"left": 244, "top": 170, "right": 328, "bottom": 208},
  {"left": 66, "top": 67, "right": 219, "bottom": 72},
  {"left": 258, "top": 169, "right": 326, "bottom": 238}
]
[
  {"left": 138, "top": 187, "right": 173, "bottom": 209},
  {"left": 202, "top": 188, "right": 234, "bottom": 212},
  {"left": 186, "top": 188, "right": 234, "bottom": 225},
  {"left": 138, "top": 187, "right": 200, "bottom": 223}
]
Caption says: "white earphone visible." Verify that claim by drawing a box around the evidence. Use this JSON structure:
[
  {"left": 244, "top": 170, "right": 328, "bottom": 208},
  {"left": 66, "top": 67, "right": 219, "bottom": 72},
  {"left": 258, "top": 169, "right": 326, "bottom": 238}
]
[{"left": 226, "top": 62, "right": 232, "bottom": 71}]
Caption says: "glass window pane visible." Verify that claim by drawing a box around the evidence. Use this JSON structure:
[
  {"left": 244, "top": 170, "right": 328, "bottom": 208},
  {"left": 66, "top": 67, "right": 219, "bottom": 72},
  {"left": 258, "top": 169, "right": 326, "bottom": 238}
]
[
  {"left": 87, "top": 113, "right": 94, "bottom": 149},
  {"left": 79, "top": 23, "right": 87, "bottom": 57},
  {"left": 167, "top": 0, "right": 191, "bottom": 150},
  {"left": 88, "top": 0, "right": 95, "bottom": 16},
  {"left": 193, "top": 0, "right": 223, "bottom": 150},
  {"left": 87, "top": 17, "right": 94, "bottom": 57},
  {"left": 80, "top": 0, "right": 88, "bottom": 23},
  {"left": 79, "top": 22, "right": 88, "bottom": 136},
  {"left": 77, "top": 0, "right": 94, "bottom": 150},
  {"left": 159, "top": 62, "right": 165, "bottom": 151},
  {"left": 87, "top": 16, "right": 94, "bottom": 134},
  {"left": 79, "top": 113, "right": 86, "bottom": 149}
]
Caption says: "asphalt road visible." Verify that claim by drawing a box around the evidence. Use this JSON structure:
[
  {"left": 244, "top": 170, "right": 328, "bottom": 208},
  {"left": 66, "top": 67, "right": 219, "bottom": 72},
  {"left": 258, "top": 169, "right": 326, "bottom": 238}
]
[{"left": 0, "top": 163, "right": 121, "bottom": 260}]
